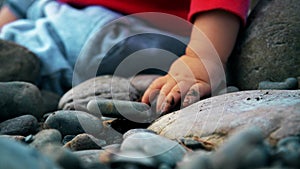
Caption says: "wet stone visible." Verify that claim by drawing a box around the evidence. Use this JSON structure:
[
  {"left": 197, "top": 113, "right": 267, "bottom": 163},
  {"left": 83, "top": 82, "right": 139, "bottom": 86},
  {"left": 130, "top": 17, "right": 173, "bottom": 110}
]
[
  {"left": 30, "top": 129, "right": 62, "bottom": 150},
  {"left": 0, "top": 115, "right": 38, "bottom": 136},
  {"left": 44, "top": 110, "right": 103, "bottom": 137},
  {"left": 0, "top": 82, "right": 44, "bottom": 121},
  {"left": 58, "top": 75, "right": 140, "bottom": 112},
  {"left": 258, "top": 77, "right": 298, "bottom": 90},
  {"left": 0, "top": 137, "right": 61, "bottom": 169},
  {"left": 64, "top": 133, "right": 106, "bottom": 151},
  {"left": 0, "top": 39, "right": 40, "bottom": 83}
]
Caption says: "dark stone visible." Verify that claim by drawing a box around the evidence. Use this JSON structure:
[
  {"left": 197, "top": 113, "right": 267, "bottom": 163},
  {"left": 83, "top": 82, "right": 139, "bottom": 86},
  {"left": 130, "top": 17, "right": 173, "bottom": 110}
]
[
  {"left": 0, "top": 138, "right": 60, "bottom": 169},
  {"left": 228, "top": 0, "right": 300, "bottom": 90},
  {"left": 64, "top": 133, "right": 106, "bottom": 151},
  {"left": 0, "top": 39, "right": 40, "bottom": 83},
  {"left": 44, "top": 110, "right": 103, "bottom": 137},
  {"left": 40, "top": 90, "right": 61, "bottom": 113},
  {"left": 0, "top": 82, "right": 44, "bottom": 121},
  {"left": 58, "top": 75, "right": 140, "bottom": 112},
  {"left": 0, "top": 115, "right": 38, "bottom": 135}
]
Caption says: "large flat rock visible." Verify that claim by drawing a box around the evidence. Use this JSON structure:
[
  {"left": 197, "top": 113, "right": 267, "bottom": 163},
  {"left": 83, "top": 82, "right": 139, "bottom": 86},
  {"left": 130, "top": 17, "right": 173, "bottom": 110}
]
[{"left": 148, "top": 90, "right": 300, "bottom": 146}]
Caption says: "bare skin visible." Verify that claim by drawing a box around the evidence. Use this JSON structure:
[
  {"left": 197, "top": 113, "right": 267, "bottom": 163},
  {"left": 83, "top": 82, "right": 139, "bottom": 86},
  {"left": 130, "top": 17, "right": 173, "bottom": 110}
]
[
  {"left": 142, "top": 10, "right": 241, "bottom": 114},
  {"left": 0, "top": 5, "right": 17, "bottom": 29}
]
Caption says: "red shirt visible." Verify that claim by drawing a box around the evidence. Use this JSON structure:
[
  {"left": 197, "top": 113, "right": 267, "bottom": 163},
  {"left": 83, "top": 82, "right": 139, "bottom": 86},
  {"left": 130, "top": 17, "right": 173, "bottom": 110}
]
[{"left": 58, "top": 0, "right": 249, "bottom": 24}]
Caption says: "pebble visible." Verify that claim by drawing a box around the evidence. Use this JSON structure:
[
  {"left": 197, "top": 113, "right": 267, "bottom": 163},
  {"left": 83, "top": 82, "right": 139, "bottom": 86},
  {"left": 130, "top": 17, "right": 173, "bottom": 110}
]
[
  {"left": 39, "top": 144, "right": 83, "bottom": 169},
  {"left": 87, "top": 99, "right": 157, "bottom": 123},
  {"left": 64, "top": 133, "right": 106, "bottom": 151},
  {"left": 0, "top": 135, "right": 25, "bottom": 142},
  {"left": 0, "top": 39, "right": 40, "bottom": 83},
  {"left": 58, "top": 75, "right": 140, "bottom": 112},
  {"left": 119, "top": 131, "right": 187, "bottom": 168},
  {"left": 273, "top": 136, "right": 300, "bottom": 168},
  {"left": 40, "top": 90, "right": 61, "bottom": 113},
  {"left": 0, "top": 137, "right": 61, "bottom": 169},
  {"left": 258, "top": 77, "right": 298, "bottom": 90},
  {"left": 217, "top": 86, "right": 240, "bottom": 95},
  {"left": 30, "top": 129, "right": 62, "bottom": 150},
  {"left": 44, "top": 110, "right": 103, "bottom": 137},
  {"left": 211, "top": 127, "right": 269, "bottom": 169},
  {"left": 74, "top": 150, "right": 108, "bottom": 169},
  {"left": 123, "top": 128, "right": 157, "bottom": 139},
  {"left": 0, "top": 115, "right": 38, "bottom": 135},
  {"left": 0, "top": 82, "right": 43, "bottom": 121}
]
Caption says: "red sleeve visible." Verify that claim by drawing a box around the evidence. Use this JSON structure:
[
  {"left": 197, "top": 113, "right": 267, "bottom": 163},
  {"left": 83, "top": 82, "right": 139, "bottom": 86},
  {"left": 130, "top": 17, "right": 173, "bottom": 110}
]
[{"left": 188, "top": 0, "right": 250, "bottom": 25}]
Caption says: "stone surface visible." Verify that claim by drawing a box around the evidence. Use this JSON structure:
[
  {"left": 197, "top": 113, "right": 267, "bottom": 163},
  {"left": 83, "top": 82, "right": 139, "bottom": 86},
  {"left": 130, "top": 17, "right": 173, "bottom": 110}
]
[
  {"left": 119, "top": 132, "right": 187, "bottom": 168},
  {"left": 258, "top": 77, "right": 298, "bottom": 90},
  {"left": 30, "top": 129, "right": 62, "bottom": 150},
  {"left": 0, "top": 115, "right": 38, "bottom": 135},
  {"left": 0, "top": 39, "right": 40, "bottom": 83},
  {"left": 148, "top": 90, "right": 300, "bottom": 147},
  {"left": 74, "top": 150, "right": 108, "bottom": 169},
  {"left": 64, "top": 133, "right": 106, "bottom": 151},
  {"left": 58, "top": 75, "right": 140, "bottom": 112},
  {"left": 228, "top": 0, "right": 300, "bottom": 90},
  {"left": 40, "top": 90, "right": 61, "bottom": 113},
  {"left": 0, "top": 82, "right": 44, "bottom": 121},
  {"left": 44, "top": 110, "right": 103, "bottom": 137},
  {"left": 39, "top": 144, "right": 82, "bottom": 169},
  {"left": 129, "top": 74, "right": 161, "bottom": 94},
  {"left": 0, "top": 138, "right": 61, "bottom": 169}
]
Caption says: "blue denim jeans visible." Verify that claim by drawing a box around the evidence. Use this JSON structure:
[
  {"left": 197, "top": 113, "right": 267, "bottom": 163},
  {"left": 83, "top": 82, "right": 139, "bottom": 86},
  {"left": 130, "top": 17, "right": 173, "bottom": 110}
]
[{"left": 1, "top": 0, "right": 188, "bottom": 95}]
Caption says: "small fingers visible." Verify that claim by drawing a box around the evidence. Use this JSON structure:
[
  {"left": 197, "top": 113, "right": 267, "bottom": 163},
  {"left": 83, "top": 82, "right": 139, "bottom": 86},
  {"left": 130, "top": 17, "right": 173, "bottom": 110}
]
[
  {"left": 158, "top": 81, "right": 191, "bottom": 114},
  {"left": 182, "top": 82, "right": 211, "bottom": 107},
  {"left": 142, "top": 76, "right": 167, "bottom": 104}
]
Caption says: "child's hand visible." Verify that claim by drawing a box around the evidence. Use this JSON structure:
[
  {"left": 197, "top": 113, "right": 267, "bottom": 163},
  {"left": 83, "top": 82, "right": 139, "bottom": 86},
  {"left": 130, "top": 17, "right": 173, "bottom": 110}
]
[{"left": 141, "top": 53, "right": 211, "bottom": 114}]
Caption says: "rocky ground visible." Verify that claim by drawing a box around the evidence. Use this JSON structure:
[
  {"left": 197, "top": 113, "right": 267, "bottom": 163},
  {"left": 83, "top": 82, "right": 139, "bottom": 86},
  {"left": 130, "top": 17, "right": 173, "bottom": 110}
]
[{"left": 0, "top": 0, "right": 300, "bottom": 169}]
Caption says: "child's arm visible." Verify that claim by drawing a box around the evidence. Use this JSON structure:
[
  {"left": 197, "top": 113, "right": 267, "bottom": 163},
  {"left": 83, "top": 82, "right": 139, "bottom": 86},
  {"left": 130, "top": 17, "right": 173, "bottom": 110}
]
[
  {"left": 142, "top": 10, "right": 241, "bottom": 113},
  {"left": 0, "top": 5, "right": 17, "bottom": 29}
]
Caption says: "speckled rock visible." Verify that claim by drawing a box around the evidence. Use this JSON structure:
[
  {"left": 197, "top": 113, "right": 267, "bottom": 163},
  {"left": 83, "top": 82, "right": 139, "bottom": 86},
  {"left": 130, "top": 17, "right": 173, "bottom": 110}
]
[
  {"left": 64, "top": 133, "right": 106, "bottom": 151},
  {"left": 148, "top": 90, "right": 300, "bottom": 147},
  {"left": 228, "top": 0, "right": 300, "bottom": 89},
  {"left": 0, "top": 115, "right": 38, "bottom": 135},
  {"left": 44, "top": 110, "right": 103, "bottom": 137},
  {"left": 0, "top": 138, "right": 61, "bottom": 169},
  {"left": 0, "top": 82, "right": 44, "bottom": 121},
  {"left": 58, "top": 75, "right": 140, "bottom": 112},
  {"left": 0, "top": 39, "right": 40, "bottom": 83}
]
